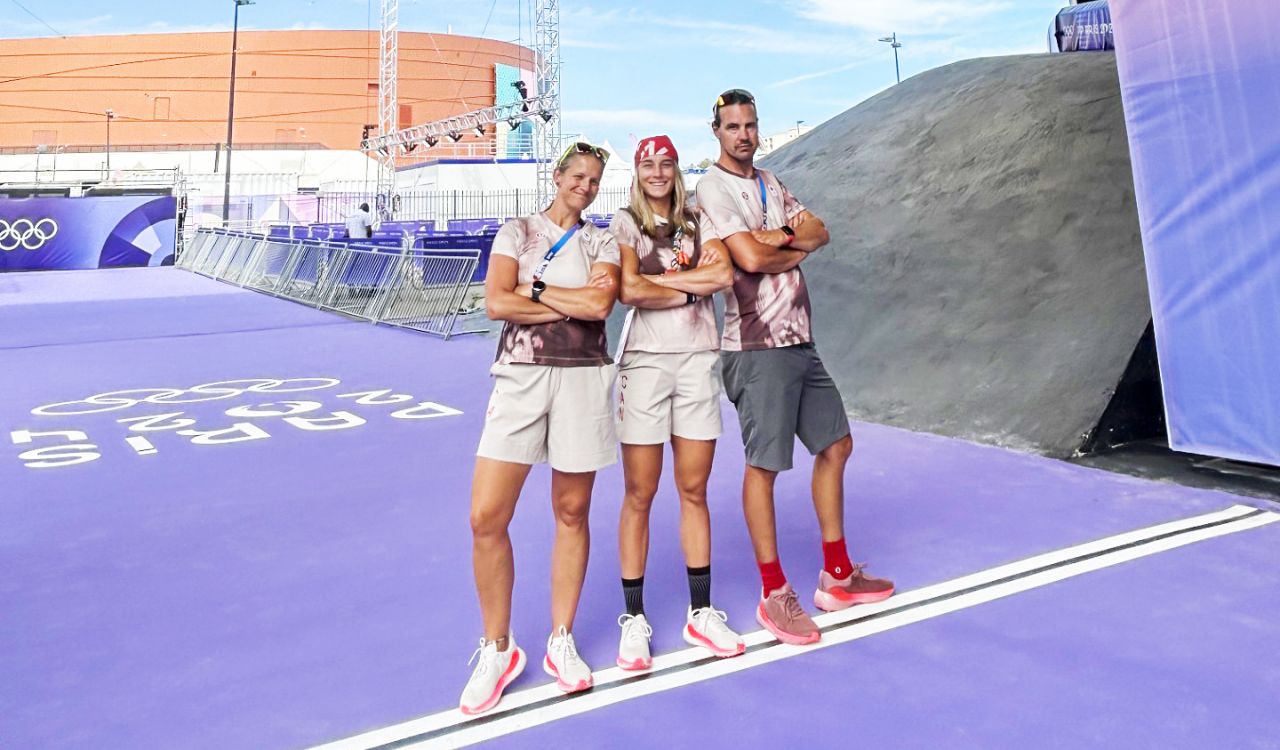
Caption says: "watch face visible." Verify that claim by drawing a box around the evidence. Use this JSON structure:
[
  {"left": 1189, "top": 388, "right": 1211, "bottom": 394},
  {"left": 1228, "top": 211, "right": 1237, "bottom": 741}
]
[
  {"left": 532, "top": 280, "right": 546, "bottom": 291},
  {"left": 781, "top": 226, "right": 796, "bottom": 236}
]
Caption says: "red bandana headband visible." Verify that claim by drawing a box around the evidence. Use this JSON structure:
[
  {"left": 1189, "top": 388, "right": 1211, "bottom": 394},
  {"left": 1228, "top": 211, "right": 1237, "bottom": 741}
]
[{"left": 634, "top": 134, "right": 679, "bottom": 167}]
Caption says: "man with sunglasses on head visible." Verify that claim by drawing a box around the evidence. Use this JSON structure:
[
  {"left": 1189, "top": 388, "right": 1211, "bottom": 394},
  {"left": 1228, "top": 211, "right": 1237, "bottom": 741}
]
[{"left": 695, "top": 89, "right": 894, "bottom": 646}]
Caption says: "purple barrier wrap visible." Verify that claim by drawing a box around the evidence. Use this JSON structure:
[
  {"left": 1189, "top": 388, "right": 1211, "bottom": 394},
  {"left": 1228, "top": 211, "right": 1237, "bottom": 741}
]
[
  {"left": 1113, "top": 0, "right": 1280, "bottom": 466},
  {"left": 1055, "top": 1, "right": 1114, "bottom": 52},
  {"left": 0, "top": 196, "right": 177, "bottom": 272}
]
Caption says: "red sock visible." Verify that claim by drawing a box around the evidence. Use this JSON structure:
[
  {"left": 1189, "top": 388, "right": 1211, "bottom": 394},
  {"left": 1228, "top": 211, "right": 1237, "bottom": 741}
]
[
  {"left": 759, "top": 559, "right": 787, "bottom": 598},
  {"left": 823, "top": 538, "right": 854, "bottom": 579}
]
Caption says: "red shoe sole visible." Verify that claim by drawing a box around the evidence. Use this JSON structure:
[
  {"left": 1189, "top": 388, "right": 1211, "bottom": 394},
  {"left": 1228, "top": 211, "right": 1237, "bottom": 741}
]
[
  {"left": 616, "top": 656, "right": 652, "bottom": 671},
  {"left": 459, "top": 647, "right": 526, "bottom": 716},
  {"left": 814, "top": 586, "right": 895, "bottom": 612},
  {"left": 543, "top": 654, "right": 593, "bottom": 693},
  {"left": 683, "top": 624, "right": 746, "bottom": 657}
]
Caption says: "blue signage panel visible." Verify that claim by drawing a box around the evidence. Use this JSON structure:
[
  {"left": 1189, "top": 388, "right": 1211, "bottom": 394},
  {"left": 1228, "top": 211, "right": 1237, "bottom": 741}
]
[
  {"left": 1113, "top": 0, "right": 1280, "bottom": 466},
  {"left": 0, "top": 195, "right": 177, "bottom": 272}
]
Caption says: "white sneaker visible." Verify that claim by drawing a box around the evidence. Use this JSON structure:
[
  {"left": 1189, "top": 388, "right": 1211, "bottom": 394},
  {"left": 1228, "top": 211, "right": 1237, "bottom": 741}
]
[
  {"left": 543, "top": 626, "right": 593, "bottom": 693},
  {"left": 683, "top": 606, "right": 745, "bottom": 658},
  {"left": 616, "top": 613, "right": 653, "bottom": 671},
  {"left": 459, "top": 636, "right": 526, "bottom": 716}
]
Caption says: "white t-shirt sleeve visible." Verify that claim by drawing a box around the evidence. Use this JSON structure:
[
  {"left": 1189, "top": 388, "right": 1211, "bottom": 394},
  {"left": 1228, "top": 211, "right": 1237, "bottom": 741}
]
[
  {"left": 778, "top": 178, "right": 807, "bottom": 224},
  {"left": 608, "top": 210, "right": 643, "bottom": 249},
  {"left": 592, "top": 227, "right": 621, "bottom": 267},
  {"left": 695, "top": 207, "right": 721, "bottom": 242},
  {"left": 491, "top": 218, "right": 525, "bottom": 261},
  {"left": 696, "top": 178, "right": 753, "bottom": 237}
]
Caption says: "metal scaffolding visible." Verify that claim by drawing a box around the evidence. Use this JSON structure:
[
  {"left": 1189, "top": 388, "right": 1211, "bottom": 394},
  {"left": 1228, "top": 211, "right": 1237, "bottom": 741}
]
[
  {"left": 534, "top": 0, "right": 561, "bottom": 207},
  {"left": 363, "top": 95, "right": 556, "bottom": 154},
  {"left": 363, "top": 0, "right": 561, "bottom": 207},
  {"left": 377, "top": 0, "right": 399, "bottom": 213}
]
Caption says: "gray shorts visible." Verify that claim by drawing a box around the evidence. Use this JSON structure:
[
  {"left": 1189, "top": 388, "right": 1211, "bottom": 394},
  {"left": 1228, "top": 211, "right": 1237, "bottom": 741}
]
[{"left": 720, "top": 343, "right": 851, "bottom": 472}]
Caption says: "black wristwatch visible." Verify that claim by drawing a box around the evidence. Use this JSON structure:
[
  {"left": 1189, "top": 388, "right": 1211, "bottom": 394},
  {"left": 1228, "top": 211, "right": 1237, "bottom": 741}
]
[
  {"left": 531, "top": 279, "right": 546, "bottom": 302},
  {"left": 780, "top": 225, "right": 796, "bottom": 244},
  {"left": 686, "top": 292, "right": 698, "bottom": 305}
]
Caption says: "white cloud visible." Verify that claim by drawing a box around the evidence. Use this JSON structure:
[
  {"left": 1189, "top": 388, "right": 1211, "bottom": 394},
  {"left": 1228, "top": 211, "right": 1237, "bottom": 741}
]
[
  {"left": 769, "top": 60, "right": 867, "bottom": 88},
  {"left": 564, "top": 108, "right": 709, "bottom": 130},
  {"left": 793, "top": 0, "right": 1015, "bottom": 32},
  {"left": 0, "top": 13, "right": 113, "bottom": 37},
  {"left": 562, "top": 38, "right": 622, "bottom": 50},
  {"left": 647, "top": 18, "right": 871, "bottom": 58}
]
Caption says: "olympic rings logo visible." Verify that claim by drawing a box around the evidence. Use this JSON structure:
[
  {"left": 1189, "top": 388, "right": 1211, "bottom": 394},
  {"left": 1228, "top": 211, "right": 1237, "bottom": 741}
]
[
  {"left": 0, "top": 218, "right": 59, "bottom": 252},
  {"left": 31, "top": 378, "right": 342, "bottom": 417}
]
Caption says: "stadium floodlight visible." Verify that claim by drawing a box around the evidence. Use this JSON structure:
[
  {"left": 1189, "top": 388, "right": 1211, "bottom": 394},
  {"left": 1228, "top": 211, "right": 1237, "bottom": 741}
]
[
  {"left": 223, "top": 0, "right": 256, "bottom": 224},
  {"left": 512, "top": 80, "right": 530, "bottom": 112},
  {"left": 361, "top": 93, "right": 557, "bottom": 156},
  {"left": 878, "top": 33, "right": 903, "bottom": 84}
]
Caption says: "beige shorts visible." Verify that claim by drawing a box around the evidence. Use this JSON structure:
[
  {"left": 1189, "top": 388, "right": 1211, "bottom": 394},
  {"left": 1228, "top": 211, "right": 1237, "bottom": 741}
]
[
  {"left": 477, "top": 362, "right": 617, "bottom": 473},
  {"left": 616, "top": 350, "right": 723, "bottom": 445}
]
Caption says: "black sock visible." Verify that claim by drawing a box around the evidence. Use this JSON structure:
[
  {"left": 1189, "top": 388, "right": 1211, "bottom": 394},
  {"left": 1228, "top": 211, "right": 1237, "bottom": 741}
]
[
  {"left": 622, "top": 576, "right": 645, "bottom": 616},
  {"left": 687, "top": 565, "right": 712, "bottom": 611}
]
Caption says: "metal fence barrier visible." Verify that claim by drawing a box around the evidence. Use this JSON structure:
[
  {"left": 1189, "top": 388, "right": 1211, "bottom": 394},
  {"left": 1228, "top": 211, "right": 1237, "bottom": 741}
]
[{"left": 180, "top": 227, "right": 481, "bottom": 339}]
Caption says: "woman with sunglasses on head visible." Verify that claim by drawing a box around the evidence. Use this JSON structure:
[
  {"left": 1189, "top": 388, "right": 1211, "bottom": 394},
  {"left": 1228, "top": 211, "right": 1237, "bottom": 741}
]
[
  {"left": 460, "top": 142, "right": 620, "bottom": 715},
  {"left": 609, "top": 135, "right": 744, "bottom": 671}
]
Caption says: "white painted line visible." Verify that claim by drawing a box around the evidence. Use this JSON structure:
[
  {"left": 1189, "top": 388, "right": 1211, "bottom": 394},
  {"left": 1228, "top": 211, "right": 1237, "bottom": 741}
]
[
  {"left": 126, "top": 436, "right": 158, "bottom": 456},
  {"left": 310, "top": 503, "right": 1275, "bottom": 750}
]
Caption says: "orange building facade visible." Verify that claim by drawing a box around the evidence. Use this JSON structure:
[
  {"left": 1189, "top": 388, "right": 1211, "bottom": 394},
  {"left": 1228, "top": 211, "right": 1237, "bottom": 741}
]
[{"left": 0, "top": 30, "right": 534, "bottom": 155}]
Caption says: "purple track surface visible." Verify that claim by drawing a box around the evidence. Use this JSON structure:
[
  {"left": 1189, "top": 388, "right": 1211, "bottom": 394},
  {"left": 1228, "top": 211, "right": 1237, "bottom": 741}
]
[{"left": 2, "top": 269, "right": 1277, "bottom": 749}]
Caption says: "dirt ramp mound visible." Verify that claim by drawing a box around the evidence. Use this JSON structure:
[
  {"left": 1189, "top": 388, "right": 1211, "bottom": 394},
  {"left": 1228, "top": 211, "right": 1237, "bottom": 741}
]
[{"left": 762, "top": 52, "right": 1148, "bottom": 457}]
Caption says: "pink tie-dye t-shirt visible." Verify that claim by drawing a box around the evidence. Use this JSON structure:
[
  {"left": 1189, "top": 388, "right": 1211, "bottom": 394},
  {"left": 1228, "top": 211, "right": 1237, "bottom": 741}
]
[
  {"left": 491, "top": 213, "right": 621, "bottom": 367},
  {"left": 695, "top": 165, "right": 812, "bottom": 351},
  {"left": 608, "top": 207, "right": 721, "bottom": 354}
]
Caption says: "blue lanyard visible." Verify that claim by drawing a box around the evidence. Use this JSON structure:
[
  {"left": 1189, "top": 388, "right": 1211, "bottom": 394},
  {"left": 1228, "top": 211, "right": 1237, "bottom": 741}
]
[
  {"left": 533, "top": 221, "right": 581, "bottom": 280},
  {"left": 756, "top": 173, "right": 769, "bottom": 229}
]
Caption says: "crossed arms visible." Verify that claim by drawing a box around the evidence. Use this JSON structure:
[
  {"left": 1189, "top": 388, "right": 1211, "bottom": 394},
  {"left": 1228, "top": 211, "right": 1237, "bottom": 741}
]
[
  {"left": 721, "top": 210, "right": 830, "bottom": 274},
  {"left": 484, "top": 254, "right": 620, "bottom": 324},
  {"left": 618, "top": 238, "right": 735, "bottom": 310}
]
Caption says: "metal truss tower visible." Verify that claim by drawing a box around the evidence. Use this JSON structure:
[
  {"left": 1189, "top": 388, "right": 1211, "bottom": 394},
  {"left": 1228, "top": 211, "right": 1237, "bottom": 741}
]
[
  {"left": 377, "top": 0, "right": 399, "bottom": 216},
  {"left": 366, "top": 1, "right": 559, "bottom": 206},
  {"left": 363, "top": 95, "right": 558, "bottom": 153},
  {"left": 534, "top": 0, "right": 562, "bottom": 208}
]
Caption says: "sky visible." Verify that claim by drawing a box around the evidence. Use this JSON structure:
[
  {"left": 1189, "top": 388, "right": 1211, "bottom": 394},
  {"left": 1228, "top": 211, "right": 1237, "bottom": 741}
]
[{"left": 3, "top": 0, "right": 1067, "bottom": 163}]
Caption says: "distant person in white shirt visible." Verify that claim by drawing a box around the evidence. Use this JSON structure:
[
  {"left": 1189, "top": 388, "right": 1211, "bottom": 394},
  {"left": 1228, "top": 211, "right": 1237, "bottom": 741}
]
[{"left": 345, "top": 202, "right": 373, "bottom": 239}]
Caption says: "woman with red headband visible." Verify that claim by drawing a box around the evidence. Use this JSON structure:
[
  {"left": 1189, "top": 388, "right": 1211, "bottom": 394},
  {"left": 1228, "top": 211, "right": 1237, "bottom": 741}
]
[
  {"left": 608, "top": 135, "right": 744, "bottom": 670},
  {"left": 460, "top": 142, "right": 620, "bottom": 715}
]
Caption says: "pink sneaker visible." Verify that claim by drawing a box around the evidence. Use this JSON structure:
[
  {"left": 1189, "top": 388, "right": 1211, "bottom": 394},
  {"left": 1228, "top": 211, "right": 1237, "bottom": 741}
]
[
  {"left": 684, "top": 607, "right": 745, "bottom": 658},
  {"left": 459, "top": 637, "right": 526, "bottom": 716},
  {"left": 814, "top": 565, "right": 894, "bottom": 612},
  {"left": 543, "top": 626, "right": 593, "bottom": 693},
  {"left": 756, "top": 584, "right": 820, "bottom": 645}
]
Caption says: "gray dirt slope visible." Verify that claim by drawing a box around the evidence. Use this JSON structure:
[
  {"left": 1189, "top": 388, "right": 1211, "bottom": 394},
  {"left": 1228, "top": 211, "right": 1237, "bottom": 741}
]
[{"left": 761, "top": 51, "right": 1148, "bottom": 458}]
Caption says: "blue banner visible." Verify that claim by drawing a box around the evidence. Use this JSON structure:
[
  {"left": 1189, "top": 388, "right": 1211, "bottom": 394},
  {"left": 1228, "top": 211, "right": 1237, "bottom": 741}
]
[
  {"left": 1055, "top": 1, "right": 1114, "bottom": 52},
  {"left": 0, "top": 195, "right": 177, "bottom": 272},
  {"left": 1113, "top": 0, "right": 1280, "bottom": 466}
]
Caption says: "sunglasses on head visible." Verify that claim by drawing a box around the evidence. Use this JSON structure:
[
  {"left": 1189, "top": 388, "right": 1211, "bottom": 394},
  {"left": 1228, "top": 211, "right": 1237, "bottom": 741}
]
[
  {"left": 557, "top": 141, "right": 610, "bottom": 167},
  {"left": 714, "top": 88, "right": 756, "bottom": 115}
]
